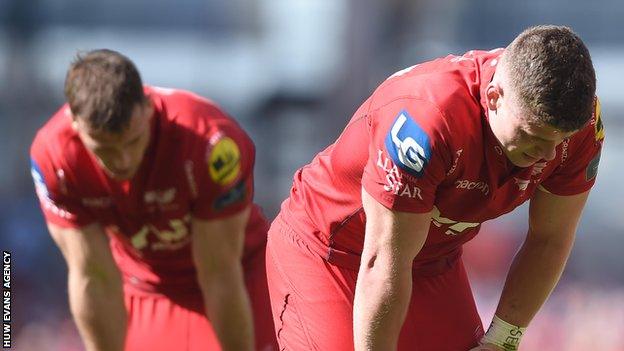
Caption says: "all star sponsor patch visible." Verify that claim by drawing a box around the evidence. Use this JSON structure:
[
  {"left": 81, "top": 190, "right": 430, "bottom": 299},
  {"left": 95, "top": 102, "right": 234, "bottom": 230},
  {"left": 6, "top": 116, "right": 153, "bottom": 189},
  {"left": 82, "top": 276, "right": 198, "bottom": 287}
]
[{"left": 208, "top": 137, "right": 241, "bottom": 186}]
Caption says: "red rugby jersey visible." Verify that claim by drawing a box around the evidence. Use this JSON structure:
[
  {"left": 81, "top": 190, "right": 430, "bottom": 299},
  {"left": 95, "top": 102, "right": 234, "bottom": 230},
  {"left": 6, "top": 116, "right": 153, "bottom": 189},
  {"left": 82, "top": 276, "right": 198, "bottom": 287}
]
[
  {"left": 280, "top": 49, "right": 604, "bottom": 271},
  {"left": 31, "top": 86, "right": 269, "bottom": 295}
]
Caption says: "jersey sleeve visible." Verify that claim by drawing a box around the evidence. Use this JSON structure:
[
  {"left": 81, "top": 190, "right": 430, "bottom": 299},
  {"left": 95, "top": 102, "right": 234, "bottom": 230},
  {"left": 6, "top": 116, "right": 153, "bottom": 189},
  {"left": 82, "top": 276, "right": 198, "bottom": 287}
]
[
  {"left": 361, "top": 98, "right": 451, "bottom": 213},
  {"left": 192, "top": 121, "right": 256, "bottom": 220},
  {"left": 540, "top": 98, "right": 605, "bottom": 195},
  {"left": 30, "top": 133, "right": 96, "bottom": 228}
]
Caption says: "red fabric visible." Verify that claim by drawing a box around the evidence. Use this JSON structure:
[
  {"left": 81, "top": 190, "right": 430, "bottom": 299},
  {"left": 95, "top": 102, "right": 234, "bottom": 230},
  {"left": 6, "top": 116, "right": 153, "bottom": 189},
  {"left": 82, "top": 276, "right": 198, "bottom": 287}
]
[
  {"left": 125, "top": 245, "right": 277, "bottom": 351},
  {"left": 30, "top": 86, "right": 269, "bottom": 295},
  {"left": 279, "top": 49, "right": 603, "bottom": 271},
  {"left": 124, "top": 292, "right": 220, "bottom": 351},
  {"left": 266, "top": 215, "right": 483, "bottom": 350},
  {"left": 32, "top": 86, "right": 276, "bottom": 349}
]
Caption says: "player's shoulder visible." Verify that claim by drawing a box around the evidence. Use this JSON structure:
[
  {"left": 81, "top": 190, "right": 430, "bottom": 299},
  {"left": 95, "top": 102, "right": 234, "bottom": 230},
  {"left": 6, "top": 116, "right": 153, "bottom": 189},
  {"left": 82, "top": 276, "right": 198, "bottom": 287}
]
[
  {"left": 31, "top": 104, "right": 92, "bottom": 201},
  {"left": 587, "top": 96, "right": 605, "bottom": 143},
  {"left": 370, "top": 49, "right": 500, "bottom": 119},
  {"left": 148, "top": 86, "right": 230, "bottom": 123},
  {"left": 32, "top": 104, "right": 72, "bottom": 144},
  {"left": 569, "top": 96, "right": 605, "bottom": 147},
  {"left": 148, "top": 87, "right": 256, "bottom": 193},
  {"left": 31, "top": 104, "right": 83, "bottom": 165},
  {"left": 366, "top": 50, "right": 500, "bottom": 147},
  {"left": 148, "top": 86, "right": 253, "bottom": 169},
  {"left": 147, "top": 85, "right": 246, "bottom": 138}
]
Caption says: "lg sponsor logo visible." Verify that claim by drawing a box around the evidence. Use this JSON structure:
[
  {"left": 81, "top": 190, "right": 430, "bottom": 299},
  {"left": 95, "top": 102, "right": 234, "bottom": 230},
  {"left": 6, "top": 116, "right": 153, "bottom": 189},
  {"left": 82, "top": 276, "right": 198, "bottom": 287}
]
[{"left": 385, "top": 110, "right": 432, "bottom": 178}]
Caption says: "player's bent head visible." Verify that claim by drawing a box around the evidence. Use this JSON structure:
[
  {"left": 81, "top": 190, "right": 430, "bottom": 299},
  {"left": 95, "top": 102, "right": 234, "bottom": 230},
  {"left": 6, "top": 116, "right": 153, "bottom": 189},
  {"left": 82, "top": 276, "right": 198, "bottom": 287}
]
[
  {"left": 64, "top": 49, "right": 147, "bottom": 134},
  {"left": 501, "top": 25, "right": 596, "bottom": 132}
]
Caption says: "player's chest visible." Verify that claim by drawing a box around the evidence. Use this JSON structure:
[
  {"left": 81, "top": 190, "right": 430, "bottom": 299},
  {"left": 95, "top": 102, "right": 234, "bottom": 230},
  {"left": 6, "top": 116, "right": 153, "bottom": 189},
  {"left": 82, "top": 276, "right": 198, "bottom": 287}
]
[
  {"left": 79, "top": 178, "right": 195, "bottom": 251},
  {"left": 435, "top": 159, "right": 555, "bottom": 224}
]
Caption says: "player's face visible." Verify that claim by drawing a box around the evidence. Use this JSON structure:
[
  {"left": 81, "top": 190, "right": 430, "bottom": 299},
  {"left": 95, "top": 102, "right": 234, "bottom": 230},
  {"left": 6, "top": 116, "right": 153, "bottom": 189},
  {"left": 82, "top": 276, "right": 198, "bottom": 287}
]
[
  {"left": 487, "top": 82, "right": 577, "bottom": 168},
  {"left": 74, "top": 101, "right": 153, "bottom": 180}
]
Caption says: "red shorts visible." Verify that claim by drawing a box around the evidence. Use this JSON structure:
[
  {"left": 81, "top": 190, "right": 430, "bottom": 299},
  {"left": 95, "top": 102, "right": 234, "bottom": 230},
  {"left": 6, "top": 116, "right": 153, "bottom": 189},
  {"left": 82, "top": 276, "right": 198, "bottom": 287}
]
[
  {"left": 266, "top": 215, "right": 484, "bottom": 351},
  {"left": 124, "top": 245, "right": 277, "bottom": 351}
]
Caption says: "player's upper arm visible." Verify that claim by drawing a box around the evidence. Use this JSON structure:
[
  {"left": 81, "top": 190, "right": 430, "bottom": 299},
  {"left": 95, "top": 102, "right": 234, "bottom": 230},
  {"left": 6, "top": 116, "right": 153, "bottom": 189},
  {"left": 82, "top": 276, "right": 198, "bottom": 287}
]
[
  {"left": 540, "top": 96, "right": 604, "bottom": 196},
  {"left": 361, "top": 98, "right": 451, "bottom": 214},
  {"left": 30, "top": 134, "right": 96, "bottom": 228},
  {"left": 191, "top": 206, "right": 251, "bottom": 276},
  {"left": 362, "top": 188, "right": 431, "bottom": 268},
  {"left": 47, "top": 222, "right": 119, "bottom": 280},
  {"left": 528, "top": 188, "right": 590, "bottom": 243},
  {"left": 192, "top": 120, "right": 256, "bottom": 220}
]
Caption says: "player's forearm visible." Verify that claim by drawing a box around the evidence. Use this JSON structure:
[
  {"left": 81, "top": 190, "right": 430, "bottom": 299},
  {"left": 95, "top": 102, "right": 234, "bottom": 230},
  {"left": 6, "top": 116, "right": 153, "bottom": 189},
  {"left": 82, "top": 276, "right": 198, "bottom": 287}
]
[
  {"left": 353, "top": 254, "right": 413, "bottom": 351},
  {"left": 67, "top": 270, "right": 127, "bottom": 351},
  {"left": 198, "top": 263, "right": 254, "bottom": 351},
  {"left": 495, "top": 232, "right": 575, "bottom": 326}
]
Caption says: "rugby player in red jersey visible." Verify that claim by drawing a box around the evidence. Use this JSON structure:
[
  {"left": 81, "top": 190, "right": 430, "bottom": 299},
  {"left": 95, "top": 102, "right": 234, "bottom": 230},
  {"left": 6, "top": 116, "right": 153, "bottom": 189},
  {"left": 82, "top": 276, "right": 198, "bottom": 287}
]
[
  {"left": 265, "top": 25, "right": 603, "bottom": 350},
  {"left": 30, "top": 49, "right": 277, "bottom": 351}
]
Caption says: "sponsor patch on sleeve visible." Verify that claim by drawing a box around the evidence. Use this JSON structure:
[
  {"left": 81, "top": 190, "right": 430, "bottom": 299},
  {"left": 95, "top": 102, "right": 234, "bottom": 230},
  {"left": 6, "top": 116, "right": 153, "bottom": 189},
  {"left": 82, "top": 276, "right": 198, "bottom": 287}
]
[
  {"left": 30, "top": 158, "right": 74, "bottom": 219},
  {"left": 207, "top": 137, "right": 241, "bottom": 186},
  {"left": 593, "top": 97, "right": 605, "bottom": 141},
  {"left": 213, "top": 181, "right": 246, "bottom": 210},
  {"left": 585, "top": 150, "right": 601, "bottom": 181},
  {"left": 30, "top": 159, "right": 51, "bottom": 202},
  {"left": 384, "top": 110, "right": 432, "bottom": 178}
]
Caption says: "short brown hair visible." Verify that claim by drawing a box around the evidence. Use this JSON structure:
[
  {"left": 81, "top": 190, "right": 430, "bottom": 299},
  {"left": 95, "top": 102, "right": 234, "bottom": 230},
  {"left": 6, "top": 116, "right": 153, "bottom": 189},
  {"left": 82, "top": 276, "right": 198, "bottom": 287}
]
[
  {"left": 502, "top": 25, "right": 596, "bottom": 132},
  {"left": 64, "top": 49, "right": 145, "bottom": 133}
]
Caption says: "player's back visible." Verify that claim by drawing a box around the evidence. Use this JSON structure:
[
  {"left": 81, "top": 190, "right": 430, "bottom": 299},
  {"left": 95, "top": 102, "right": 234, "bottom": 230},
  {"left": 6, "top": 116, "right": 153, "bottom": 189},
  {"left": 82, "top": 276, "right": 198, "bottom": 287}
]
[{"left": 279, "top": 50, "right": 500, "bottom": 269}]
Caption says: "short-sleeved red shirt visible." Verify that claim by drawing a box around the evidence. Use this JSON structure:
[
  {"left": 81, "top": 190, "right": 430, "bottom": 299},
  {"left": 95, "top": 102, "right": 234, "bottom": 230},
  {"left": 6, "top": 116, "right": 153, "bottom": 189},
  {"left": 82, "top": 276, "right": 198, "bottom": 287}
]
[
  {"left": 279, "top": 49, "right": 604, "bottom": 270},
  {"left": 31, "top": 86, "right": 269, "bottom": 294}
]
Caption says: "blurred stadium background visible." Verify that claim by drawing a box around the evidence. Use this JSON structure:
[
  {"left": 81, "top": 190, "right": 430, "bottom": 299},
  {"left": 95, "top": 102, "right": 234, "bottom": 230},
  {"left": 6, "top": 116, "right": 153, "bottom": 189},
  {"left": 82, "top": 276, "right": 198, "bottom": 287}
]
[{"left": 1, "top": 0, "right": 622, "bottom": 349}]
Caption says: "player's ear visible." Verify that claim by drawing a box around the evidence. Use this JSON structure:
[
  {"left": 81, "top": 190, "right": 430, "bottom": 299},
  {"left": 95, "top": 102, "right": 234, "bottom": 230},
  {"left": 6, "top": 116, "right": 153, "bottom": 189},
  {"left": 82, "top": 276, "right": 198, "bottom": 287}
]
[
  {"left": 142, "top": 98, "right": 154, "bottom": 121},
  {"left": 66, "top": 108, "right": 80, "bottom": 131},
  {"left": 485, "top": 82, "right": 502, "bottom": 111}
]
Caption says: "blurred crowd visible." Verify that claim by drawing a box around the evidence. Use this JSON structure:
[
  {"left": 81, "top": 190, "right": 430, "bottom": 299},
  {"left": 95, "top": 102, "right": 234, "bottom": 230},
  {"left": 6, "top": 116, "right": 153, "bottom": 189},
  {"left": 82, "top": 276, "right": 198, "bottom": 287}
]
[{"left": 1, "top": 0, "right": 622, "bottom": 349}]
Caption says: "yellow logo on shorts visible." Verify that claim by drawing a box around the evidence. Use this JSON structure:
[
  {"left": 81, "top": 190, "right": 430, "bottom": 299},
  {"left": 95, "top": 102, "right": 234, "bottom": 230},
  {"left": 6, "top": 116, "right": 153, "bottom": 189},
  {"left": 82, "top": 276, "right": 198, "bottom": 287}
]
[
  {"left": 594, "top": 97, "right": 605, "bottom": 141},
  {"left": 208, "top": 137, "right": 241, "bottom": 185}
]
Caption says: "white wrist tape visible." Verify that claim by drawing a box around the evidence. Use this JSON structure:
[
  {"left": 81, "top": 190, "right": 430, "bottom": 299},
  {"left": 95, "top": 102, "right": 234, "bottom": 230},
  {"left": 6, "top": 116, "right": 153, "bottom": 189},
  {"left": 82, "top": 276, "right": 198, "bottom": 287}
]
[{"left": 481, "top": 315, "right": 526, "bottom": 351}]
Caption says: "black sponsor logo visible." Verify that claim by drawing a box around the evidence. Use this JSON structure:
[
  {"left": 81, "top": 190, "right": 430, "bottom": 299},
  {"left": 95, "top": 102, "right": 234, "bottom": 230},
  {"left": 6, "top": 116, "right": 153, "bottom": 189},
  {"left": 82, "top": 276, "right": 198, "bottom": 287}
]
[
  {"left": 586, "top": 151, "right": 601, "bottom": 181},
  {"left": 214, "top": 181, "right": 246, "bottom": 210}
]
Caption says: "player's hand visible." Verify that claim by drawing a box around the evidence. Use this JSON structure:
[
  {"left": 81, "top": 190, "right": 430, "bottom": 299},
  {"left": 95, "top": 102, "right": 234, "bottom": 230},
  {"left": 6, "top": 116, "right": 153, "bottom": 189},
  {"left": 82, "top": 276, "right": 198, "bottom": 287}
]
[{"left": 468, "top": 343, "right": 505, "bottom": 351}]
